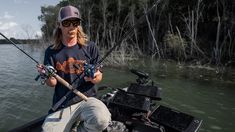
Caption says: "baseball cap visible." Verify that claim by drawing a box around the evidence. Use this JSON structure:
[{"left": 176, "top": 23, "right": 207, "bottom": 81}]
[{"left": 58, "top": 5, "right": 81, "bottom": 22}]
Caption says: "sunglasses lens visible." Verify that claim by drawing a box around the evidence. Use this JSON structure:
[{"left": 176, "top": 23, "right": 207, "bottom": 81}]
[
  {"left": 62, "top": 20, "right": 80, "bottom": 27},
  {"left": 62, "top": 21, "right": 70, "bottom": 27},
  {"left": 72, "top": 21, "right": 80, "bottom": 27}
]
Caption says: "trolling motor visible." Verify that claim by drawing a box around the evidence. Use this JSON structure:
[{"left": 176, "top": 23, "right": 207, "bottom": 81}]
[{"left": 130, "top": 69, "right": 150, "bottom": 85}]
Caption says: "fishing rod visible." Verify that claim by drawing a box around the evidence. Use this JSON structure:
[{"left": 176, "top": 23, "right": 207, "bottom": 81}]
[
  {"left": 0, "top": 32, "right": 88, "bottom": 101},
  {"left": 0, "top": 33, "right": 40, "bottom": 64},
  {"left": 51, "top": 3, "right": 159, "bottom": 111},
  {"left": 97, "top": 3, "right": 158, "bottom": 65}
]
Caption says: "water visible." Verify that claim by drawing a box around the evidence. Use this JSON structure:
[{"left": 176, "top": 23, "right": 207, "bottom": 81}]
[
  {"left": 157, "top": 79, "right": 235, "bottom": 132},
  {"left": 0, "top": 44, "right": 52, "bottom": 131},
  {"left": 0, "top": 44, "right": 234, "bottom": 132}
]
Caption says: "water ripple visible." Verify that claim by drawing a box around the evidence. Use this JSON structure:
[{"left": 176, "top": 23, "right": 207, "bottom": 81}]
[
  {"left": 210, "top": 125, "right": 222, "bottom": 130},
  {"left": 208, "top": 116, "right": 216, "bottom": 120},
  {"left": 190, "top": 109, "right": 206, "bottom": 114}
]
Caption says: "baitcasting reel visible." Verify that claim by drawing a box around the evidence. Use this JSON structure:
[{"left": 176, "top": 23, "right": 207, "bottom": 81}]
[
  {"left": 35, "top": 65, "right": 57, "bottom": 84},
  {"left": 35, "top": 62, "right": 99, "bottom": 85},
  {"left": 73, "top": 62, "right": 97, "bottom": 79},
  {"left": 84, "top": 63, "right": 95, "bottom": 79}
]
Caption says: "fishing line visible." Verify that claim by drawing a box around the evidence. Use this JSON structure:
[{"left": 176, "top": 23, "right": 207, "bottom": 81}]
[
  {"left": 52, "top": 3, "right": 160, "bottom": 110},
  {"left": 0, "top": 32, "right": 88, "bottom": 102},
  {"left": 0, "top": 33, "right": 40, "bottom": 64},
  {"left": 0, "top": 2, "right": 160, "bottom": 110}
]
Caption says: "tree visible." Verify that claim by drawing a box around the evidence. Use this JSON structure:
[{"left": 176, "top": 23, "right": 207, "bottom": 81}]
[
  {"left": 38, "top": 5, "right": 59, "bottom": 41},
  {"left": 38, "top": 0, "right": 235, "bottom": 65}
]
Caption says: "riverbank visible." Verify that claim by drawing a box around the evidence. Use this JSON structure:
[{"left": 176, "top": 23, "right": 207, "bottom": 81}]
[
  {"left": 100, "top": 52, "right": 235, "bottom": 83},
  {"left": 4, "top": 42, "right": 234, "bottom": 83}
]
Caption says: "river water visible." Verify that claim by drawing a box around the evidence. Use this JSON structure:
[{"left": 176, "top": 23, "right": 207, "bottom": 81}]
[{"left": 0, "top": 44, "right": 234, "bottom": 132}]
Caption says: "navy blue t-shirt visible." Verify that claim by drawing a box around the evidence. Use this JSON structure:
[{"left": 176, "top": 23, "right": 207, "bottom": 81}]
[{"left": 44, "top": 41, "right": 100, "bottom": 107}]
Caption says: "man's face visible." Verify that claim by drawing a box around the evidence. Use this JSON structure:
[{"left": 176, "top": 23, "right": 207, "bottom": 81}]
[{"left": 59, "top": 18, "right": 80, "bottom": 39}]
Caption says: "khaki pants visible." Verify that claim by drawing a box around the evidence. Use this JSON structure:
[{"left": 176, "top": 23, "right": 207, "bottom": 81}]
[{"left": 42, "top": 97, "right": 111, "bottom": 132}]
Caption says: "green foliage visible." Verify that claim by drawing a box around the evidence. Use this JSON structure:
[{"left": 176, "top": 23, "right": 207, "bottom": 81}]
[
  {"left": 164, "top": 32, "right": 186, "bottom": 50},
  {"left": 38, "top": 0, "right": 235, "bottom": 66},
  {"left": 163, "top": 31, "right": 186, "bottom": 60},
  {"left": 38, "top": 5, "right": 59, "bottom": 41}
]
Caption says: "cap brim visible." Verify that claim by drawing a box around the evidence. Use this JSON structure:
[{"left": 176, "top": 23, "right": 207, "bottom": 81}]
[{"left": 60, "top": 16, "right": 81, "bottom": 22}]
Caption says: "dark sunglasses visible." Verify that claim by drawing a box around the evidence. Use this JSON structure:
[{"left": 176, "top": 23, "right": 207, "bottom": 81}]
[{"left": 61, "top": 20, "right": 80, "bottom": 27}]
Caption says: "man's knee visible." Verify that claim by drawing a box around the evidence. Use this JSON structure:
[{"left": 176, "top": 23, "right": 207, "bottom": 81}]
[
  {"left": 82, "top": 98, "right": 111, "bottom": 131},
  {"left": 94, "top": 113, "right": 111, "bottom": 130},
  {"left": 84, "top": 104, "right": 111, "bottom": 130}
]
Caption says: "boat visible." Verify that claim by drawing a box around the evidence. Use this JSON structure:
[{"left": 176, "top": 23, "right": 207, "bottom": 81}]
[{"left": 9, "top": 69, "right": 202, "bottom": 132}]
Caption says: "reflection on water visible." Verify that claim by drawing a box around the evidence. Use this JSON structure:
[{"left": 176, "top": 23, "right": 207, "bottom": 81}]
[{"left": 0, "top": 44, "right": 234, "bottom": 132}]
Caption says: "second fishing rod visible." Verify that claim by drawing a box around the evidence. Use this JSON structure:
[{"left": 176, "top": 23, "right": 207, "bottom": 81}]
[{"left": 51, "top": 3, "right": 159, "bottom": 111}]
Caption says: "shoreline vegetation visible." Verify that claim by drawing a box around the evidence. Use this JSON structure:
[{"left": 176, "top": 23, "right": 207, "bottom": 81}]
[
  {"left": 1, "top": 0, "right": 234, "bottom": 81},
  {"left": 37, "top": 0, "right": 234, "bottom": 67},
  {"left": 1, "top": 39, "right": 234, "bottom": 83},
  {"left": 3, "top": 0, "right": 235, "bottom": 67},
  {"left": 101, "top": 52, "right": 235, "bottom": 83}
]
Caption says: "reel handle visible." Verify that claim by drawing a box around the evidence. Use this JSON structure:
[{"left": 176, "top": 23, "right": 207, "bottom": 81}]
[{"left": 35, "top": 75, "right": 40, "bottom": 81}]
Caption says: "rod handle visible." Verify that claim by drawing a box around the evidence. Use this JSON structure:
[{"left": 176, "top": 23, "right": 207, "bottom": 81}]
[{"left": 54, "top": 74, "right": 88, "bottom": 101}]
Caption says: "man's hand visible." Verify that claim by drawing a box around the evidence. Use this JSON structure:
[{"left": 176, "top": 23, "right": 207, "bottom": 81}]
[
  {"left": 36, "top": 64, "right": 57, "bottom": 87},
  {"left": 45, "top": 77, "right": 57, "bottom": 87},
  {"left": 37, "top": 64, "right": 46, "bottom": 74},
  {"left": 84, "top": 70, "right": 102, "bottom": 84}
]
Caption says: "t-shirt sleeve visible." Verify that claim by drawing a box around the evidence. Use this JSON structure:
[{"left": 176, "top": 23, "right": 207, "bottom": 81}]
[
  {"left": 43, "top": 46, "right": 54, "bottom": 67},
  {"left": 89, "top": 42, "right": 100, "bottom": 65}
]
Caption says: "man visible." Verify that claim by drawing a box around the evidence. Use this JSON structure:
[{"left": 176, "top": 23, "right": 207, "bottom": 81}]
[{"left": 40, "top": 5, "right": 111, "bottom": 132}]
